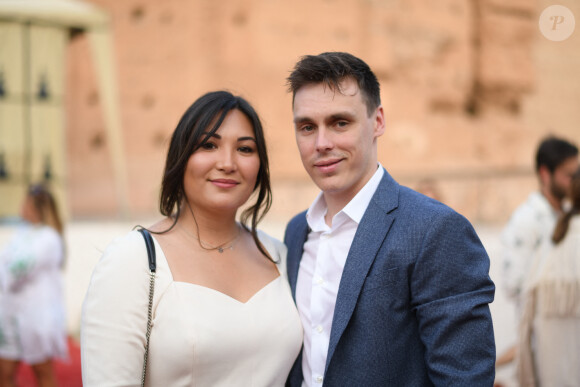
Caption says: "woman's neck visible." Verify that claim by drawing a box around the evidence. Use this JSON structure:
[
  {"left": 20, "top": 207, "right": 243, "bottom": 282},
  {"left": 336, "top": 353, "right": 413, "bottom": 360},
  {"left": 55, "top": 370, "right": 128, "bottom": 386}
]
[{"left": 177, "top": 206, "right": 239, "bottom": 244}]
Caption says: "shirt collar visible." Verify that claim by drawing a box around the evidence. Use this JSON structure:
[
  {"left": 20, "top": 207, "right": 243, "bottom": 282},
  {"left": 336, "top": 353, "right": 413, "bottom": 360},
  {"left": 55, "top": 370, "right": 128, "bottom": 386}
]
[{"left": 306, "top": 164, "right": 384, "bottom": 230}]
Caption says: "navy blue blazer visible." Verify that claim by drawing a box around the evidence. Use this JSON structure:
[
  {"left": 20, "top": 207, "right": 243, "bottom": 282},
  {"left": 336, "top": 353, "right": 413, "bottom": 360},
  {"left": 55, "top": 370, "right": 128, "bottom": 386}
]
[{"left": 285, "top": 170, "right": 495, "bottom": 386}]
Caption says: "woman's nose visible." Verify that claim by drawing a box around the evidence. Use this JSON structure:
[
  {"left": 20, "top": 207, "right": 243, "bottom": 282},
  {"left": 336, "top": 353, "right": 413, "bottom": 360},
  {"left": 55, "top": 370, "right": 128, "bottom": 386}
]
[{"left": 216, "top": 149, "right": 237, "bottom": 173}]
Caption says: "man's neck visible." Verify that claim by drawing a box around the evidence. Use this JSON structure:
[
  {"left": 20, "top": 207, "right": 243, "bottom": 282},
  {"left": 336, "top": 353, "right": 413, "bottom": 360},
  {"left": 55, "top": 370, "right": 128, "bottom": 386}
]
[
  {"left": 323, "top": 195, "right": 346, "bottom": 227},
  {"left": 540, "top": 187, "right": 563, "bottom": 213}
]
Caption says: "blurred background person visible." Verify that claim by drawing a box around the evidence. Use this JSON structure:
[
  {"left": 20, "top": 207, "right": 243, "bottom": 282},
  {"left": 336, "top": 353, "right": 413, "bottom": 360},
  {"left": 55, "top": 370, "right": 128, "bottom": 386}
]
[
  {"left": 497, "top": 136, "right": 579, "bottom": 366},
  {"left": 81, "top": 91, "right": 302, "bottom": 386},
  {"left": 0, "top": 184, "right": 68, "bottom": 387},
  {"left": 517, "top": 167, "right": 580, "bottom": 386}
]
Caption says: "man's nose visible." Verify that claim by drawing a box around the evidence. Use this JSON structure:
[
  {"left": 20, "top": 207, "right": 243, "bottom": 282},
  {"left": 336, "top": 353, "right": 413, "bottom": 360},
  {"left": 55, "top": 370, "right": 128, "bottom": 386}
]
[{"left": 315, "top": 127, "right": 334, "bottom": 152}]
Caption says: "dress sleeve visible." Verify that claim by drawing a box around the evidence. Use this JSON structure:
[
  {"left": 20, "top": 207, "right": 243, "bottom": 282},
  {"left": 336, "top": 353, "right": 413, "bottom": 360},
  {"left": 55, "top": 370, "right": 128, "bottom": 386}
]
[
  {"left": 81, "top": 231, "right": 153, "bottom": 387},
  {"left": 412, "top": 210, "right": 496, "bottom": 385},
  {"left": 257, "top": 230, "right": 288, "bottom": 276}
]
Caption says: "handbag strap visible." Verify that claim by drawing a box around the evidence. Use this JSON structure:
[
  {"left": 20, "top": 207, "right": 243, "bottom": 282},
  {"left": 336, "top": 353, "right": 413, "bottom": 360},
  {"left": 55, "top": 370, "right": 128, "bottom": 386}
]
[{"left": 138, "top": 228, "right": 156, "bottom": 387}]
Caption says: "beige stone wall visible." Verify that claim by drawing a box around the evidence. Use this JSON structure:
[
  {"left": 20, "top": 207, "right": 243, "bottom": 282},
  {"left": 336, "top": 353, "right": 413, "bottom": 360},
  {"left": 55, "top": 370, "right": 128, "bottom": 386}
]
[{"left": 64, "top": 0, "right": 580, "bottom": 225}]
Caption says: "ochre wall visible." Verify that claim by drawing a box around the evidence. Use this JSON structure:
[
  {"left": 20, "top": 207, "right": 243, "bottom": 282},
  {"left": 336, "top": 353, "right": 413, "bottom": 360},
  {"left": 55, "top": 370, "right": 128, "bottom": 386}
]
[{"left": 64, "top": 0, "right": 580, "bottom": 224}]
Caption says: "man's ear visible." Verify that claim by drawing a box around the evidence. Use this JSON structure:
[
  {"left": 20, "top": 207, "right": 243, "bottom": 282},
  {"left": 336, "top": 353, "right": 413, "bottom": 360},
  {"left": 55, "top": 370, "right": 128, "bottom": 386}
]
[
  {"left": 538, "top": 165, "right": 551, "bottom": 187},
  {"left": 373, "top": 105, "right": 386, "bottom": 139}
]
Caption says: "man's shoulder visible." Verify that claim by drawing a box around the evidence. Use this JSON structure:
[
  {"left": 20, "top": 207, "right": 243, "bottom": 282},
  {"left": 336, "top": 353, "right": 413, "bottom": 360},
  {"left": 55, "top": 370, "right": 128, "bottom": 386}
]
[
  {"left": 396, "top": 184, "right": 458, "bottom": 218},
  {"left": 367, "top": 182, "right": 471, "bottom": 236},
  {"left": 287, "top": 210, "right": 307, "bottom": 226},
  {"left": 284, "top": 210, "right": 308, "bottom": 246},
  {"left": 285, "top": 210, "right": 308, "bottom": 235},
  {"left": 508, "top": 191, "right": 551, "bottom": 224}
]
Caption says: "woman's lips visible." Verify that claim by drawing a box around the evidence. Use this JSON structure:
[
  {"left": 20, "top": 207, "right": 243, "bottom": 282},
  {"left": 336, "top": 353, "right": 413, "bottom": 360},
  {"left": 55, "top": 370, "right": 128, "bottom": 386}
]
[{"left": 210, "top": 179, "right": 239, "bottom": 188}]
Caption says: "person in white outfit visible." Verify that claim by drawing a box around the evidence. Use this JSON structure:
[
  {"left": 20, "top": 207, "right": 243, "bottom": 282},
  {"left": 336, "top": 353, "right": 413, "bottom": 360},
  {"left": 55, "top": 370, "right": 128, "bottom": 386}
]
[
  {"left": 518, "top": 167, "right": 580, "bottom": 386},
  {"left": 0, "top": 184, "right": 68, "bottom": 387},
  {"left": 497, "top": 136, "right": 578, "bottom": 366},
  {"left": 81, "top": 91, "right": 302, "bottom": 386}
]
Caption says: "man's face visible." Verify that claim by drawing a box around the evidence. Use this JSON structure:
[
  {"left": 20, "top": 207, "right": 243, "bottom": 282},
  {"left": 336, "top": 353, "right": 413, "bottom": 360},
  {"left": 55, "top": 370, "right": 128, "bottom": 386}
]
[
  {"left": 549, "top": 156, "right": 579, "bottom": 200},
  {"left": 292, "top": 78, "right": 385, "bottom": 206}
]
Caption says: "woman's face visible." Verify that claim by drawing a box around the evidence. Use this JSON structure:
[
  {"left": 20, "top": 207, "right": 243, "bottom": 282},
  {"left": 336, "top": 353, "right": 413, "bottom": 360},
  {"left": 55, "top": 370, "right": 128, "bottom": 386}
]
[
  {"left": 20, "top": 195, "right": 40, "bottom": 224},
  {"left": 183, "top": 109, "right": 261, "bottom": 214}
]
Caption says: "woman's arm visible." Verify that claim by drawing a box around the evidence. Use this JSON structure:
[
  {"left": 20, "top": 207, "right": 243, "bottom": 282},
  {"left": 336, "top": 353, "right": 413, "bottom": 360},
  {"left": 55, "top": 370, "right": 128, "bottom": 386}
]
[{"left": 81, "top": 231, "right": 153, "bottom": 387}]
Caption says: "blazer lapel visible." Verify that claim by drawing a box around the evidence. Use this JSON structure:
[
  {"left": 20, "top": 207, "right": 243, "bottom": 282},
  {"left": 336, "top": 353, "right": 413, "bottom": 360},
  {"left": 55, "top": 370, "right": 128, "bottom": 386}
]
[
  {"left": 286, "top": 213, "right": 310, "bottom": 299},
  {"left": 325, "top": 171, "right": 399, "bottom": 372}
]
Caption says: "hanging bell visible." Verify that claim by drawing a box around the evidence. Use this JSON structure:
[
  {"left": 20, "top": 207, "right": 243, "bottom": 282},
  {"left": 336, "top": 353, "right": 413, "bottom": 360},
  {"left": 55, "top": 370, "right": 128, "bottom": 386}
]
[
  {"left": 43, "top": 154, "right": 52, "bottom": 181},
  {"left": 37, "top": 73, "right": 49, "bottom": 100},
  {"left": 0, "top": 152, "right": 8, "bottom": 179}
]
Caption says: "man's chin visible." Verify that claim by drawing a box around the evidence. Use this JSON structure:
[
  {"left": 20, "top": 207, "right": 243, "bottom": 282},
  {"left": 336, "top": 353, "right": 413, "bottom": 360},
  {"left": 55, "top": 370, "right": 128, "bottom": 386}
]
[{"left": 310, "top": 174, "right": 340, "bottom": 191}]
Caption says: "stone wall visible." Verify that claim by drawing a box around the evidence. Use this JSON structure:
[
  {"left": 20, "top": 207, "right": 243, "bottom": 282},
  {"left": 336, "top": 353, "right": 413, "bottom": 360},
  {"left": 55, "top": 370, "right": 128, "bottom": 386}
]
[{"left": 65, "top": 0, "right": 580, "bottom": 224}]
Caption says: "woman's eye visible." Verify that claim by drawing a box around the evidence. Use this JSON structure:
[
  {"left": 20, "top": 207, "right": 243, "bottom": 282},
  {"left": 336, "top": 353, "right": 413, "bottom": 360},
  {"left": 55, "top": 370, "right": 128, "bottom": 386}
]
[
  {"left": 238, "top": 146, "right": 255, "bottom": 154},
  {"left": 201, "top": 142, "right": 216, "bottom": 150}
]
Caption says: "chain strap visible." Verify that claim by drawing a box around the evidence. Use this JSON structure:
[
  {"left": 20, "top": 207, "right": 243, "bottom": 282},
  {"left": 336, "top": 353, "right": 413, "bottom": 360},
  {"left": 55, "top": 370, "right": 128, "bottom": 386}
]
[
  {"left": 141, "top": 270, "right": 155, "bottom": 386},
  {"left": 138, "top": 228, "right": 156, "bottom": 387}
]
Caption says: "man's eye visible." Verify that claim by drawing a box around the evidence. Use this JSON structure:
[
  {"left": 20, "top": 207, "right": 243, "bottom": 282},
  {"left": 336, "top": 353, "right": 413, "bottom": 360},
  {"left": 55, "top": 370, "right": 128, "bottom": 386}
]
[
  {"left": 301, "top": 125, "right": 314, "bottom": 132},
  {"left": 337, "top": 121, "right": 348, "bottom": 127}
]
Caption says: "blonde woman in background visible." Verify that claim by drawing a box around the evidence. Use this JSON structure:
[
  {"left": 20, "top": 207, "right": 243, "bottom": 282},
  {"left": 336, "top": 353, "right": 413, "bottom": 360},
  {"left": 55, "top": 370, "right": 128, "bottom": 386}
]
[
  {"left": 518, "top": 167, "right": 580, "bottom": 386},
  {"left": 0, "top": 184, "right": 68, "bottom": 387}
]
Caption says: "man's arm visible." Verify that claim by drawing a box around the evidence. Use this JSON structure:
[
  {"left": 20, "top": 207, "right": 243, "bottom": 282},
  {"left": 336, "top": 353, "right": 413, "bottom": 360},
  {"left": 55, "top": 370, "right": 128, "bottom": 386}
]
[{"left": 412, "top": 210, "right": 496, "bottom": 385}]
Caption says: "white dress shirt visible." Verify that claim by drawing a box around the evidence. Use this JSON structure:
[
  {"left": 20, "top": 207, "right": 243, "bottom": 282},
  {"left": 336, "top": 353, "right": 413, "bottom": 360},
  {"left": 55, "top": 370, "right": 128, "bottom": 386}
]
[{"left": 296, "top": 165, "right": 384, "bottom": 386}]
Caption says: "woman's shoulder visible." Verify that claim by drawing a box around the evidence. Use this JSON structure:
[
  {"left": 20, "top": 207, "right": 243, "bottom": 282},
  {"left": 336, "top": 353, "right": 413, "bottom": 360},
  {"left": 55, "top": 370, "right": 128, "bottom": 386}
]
[
  {"left": 105, "top": 229, "right": 146, "bottom": 252},
  {"left": 256, "top": 229, "right": 287, "bottom": 266},
  {"left": 94, "top": 230, "right": 150, "bottom": 273}
]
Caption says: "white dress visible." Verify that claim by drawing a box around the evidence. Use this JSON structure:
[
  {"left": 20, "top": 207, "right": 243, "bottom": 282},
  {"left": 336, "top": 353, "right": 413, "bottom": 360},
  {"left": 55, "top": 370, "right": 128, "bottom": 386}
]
[
  {"left": 0, "top": 223, "right": 68, "bottom": 364},
  {"left": 518, "top": 217, "right": 580, "bottom": 386},
  {"left": 81, "top": 229, "right": 303, "bottom": 387}
]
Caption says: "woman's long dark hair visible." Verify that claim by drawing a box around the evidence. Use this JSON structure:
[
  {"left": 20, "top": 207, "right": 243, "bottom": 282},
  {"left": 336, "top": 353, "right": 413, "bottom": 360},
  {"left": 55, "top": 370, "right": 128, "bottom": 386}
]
[
  {"left": 158, "top": 91, "right": 273, "bottom": 260},
  {"left": 552, "top": 168, "right": 580, "bottom": 244}
]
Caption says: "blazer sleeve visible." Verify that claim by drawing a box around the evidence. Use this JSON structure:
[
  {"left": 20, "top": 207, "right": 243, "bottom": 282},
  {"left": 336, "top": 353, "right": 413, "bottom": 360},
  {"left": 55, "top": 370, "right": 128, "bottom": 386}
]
[
  {"left": 412, "top": 210, "right": 496, "bottom": 386},
  {"left": 80, "top": 230, "right": 153, "bottom": 387}
]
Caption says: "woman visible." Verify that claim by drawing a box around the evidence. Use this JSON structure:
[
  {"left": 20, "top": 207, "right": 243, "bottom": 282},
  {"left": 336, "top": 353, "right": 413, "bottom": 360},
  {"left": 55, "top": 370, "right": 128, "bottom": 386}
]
[
  {"left": 0, "top": 184, "right": 68, "bottom": 387},
  {"left": 81, "top": 91, "right": 302, "bottom": 386},
  {"left": 518, "top": 167, "right": 580, "bottom": 386}
]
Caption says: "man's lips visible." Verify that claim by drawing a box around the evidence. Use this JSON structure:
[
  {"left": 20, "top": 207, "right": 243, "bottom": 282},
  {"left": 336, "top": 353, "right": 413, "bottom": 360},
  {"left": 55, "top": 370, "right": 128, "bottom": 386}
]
[
  {"left": 210, "top": 179, "right": 239, "bottom": 188},
  {"left": 314, "top": 158, "right": 342, "bottom": 173}
]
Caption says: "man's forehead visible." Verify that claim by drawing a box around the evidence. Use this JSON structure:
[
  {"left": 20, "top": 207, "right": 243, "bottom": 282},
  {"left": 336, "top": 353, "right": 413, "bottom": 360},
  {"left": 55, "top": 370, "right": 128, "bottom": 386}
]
[{"left": 294, "top": 79, "right": 362, "bottom": 107}]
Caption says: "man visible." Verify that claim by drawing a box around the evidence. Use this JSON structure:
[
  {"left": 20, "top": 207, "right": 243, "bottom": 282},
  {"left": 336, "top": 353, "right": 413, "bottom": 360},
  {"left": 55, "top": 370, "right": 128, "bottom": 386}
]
[
  {"left": 497, "top": 136, "right": 578, "bottom": 365},
  {"left": 501, "top": 136, "right": 579, "bottom": 301},
  {"left": 284, "top": 52, "right": 496, "bottom": 386}
]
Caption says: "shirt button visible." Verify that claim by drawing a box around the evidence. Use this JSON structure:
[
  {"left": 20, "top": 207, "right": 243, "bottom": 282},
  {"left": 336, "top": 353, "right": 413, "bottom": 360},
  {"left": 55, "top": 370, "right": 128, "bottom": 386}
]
[
  {"left": 316, "top": 277, "right": 324, "bottom": 285},
  {"left": 321, "top": 233, "right": 330, "bottom": 240},
  {"left": 315, "top": 376, "right": 323, "bottom": 384},
  {"left": 316, "top": 325, "right": 323, "bottom": 333}
]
